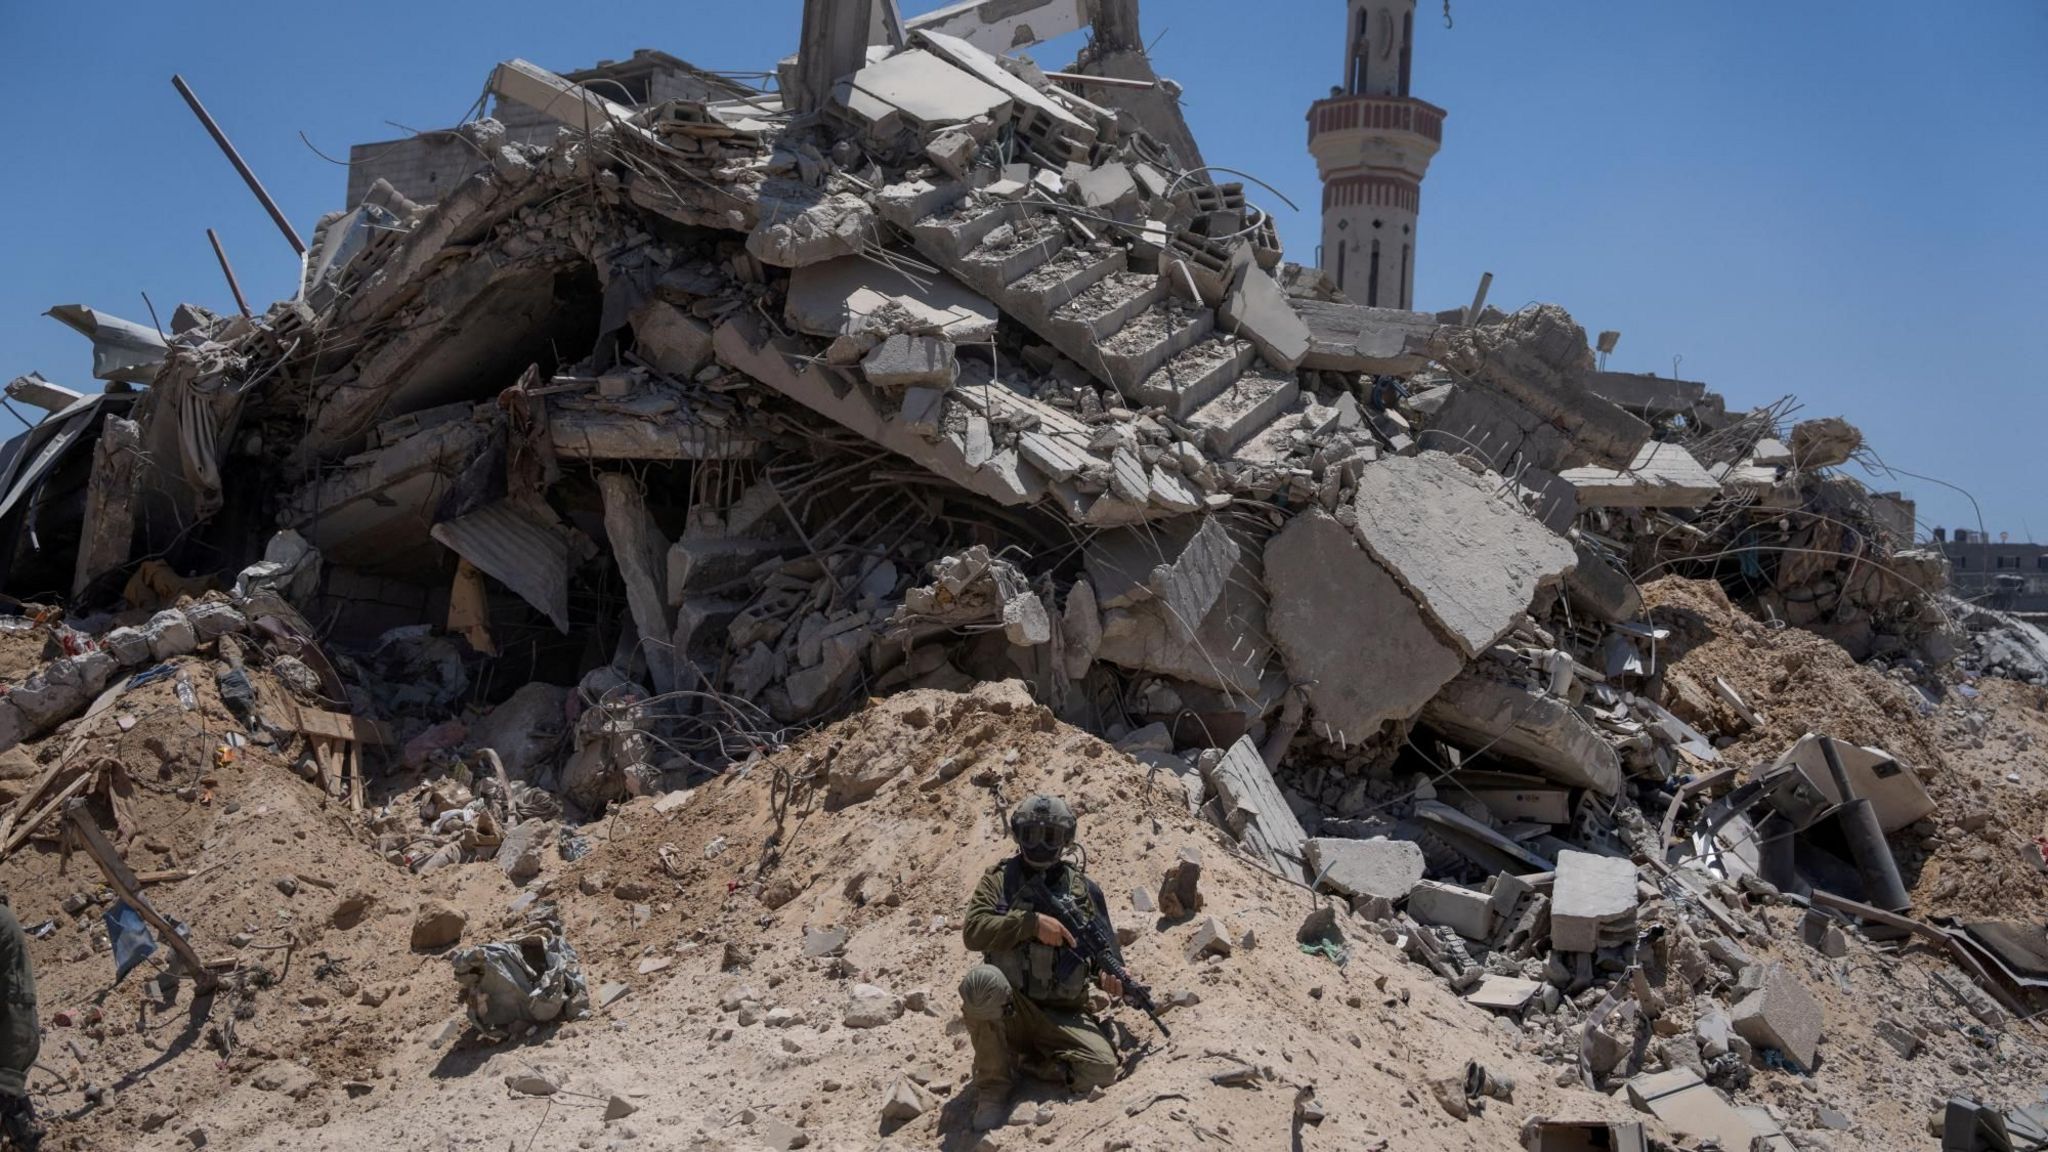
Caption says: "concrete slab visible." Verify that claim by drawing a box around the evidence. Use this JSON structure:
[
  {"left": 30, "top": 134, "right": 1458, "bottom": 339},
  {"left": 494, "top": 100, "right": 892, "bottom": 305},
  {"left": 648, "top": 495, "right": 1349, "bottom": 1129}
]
[
  {"left": 913, "top": 30, "right": 1095, "bottom": 142},
  {"left": 1430, "top": 305, "right": 1649, "bottom": 470},
  {"left": 1292, "top": 300, "right": 1435, "bottom": 375},
  {"left": 1562, "top": 536, "right": 1642, "bottom": 624},
  {"left": 1584, "top": 371, "right": 1709, "bottom": 419},
  {"left": 1465, "top": 975, "right": 1543, "bottom": 1012},
  {"left": 840, "top": 49, "right": 1012, "bottom": 129},
  {"left": 1084, "top": 515, "right": 1238, "bottom": 631},
  {"left": 1731, "top": 963, "right": 1823, "bottom": 1071},
  {"left": 1625, "top": 1069, "right": 1764, "bottom": 1152},
  {"left": 1304, "top": 837, "right": 1425, "bottom": 902},
  {"left": 1201, "top": 736, "right": 1308, "bottom": 878},
  {"left": 1264, "top": 508, "right": 1462, "bottom": 738},
  {"left": 1419, "top": 668, "right": 1623, "bottom": 796},
  {"left": 1560, "top": 441, "right": 1722, "bottom": 509},
  {"left": 1411, "top": 383, "right": 1571, "bottom": 474},
  {"left": 1550, "top": 849, "right": 1639, "bottom": 953},
  {"left": 1219, "top": 265, "right": 1311, "bottom": 373},
  {"left": 786, "top": 253, "right": 998, "bottom": 343},
  {"left": 1349, "top": 452, "right": 1579, "bottom": 659}
]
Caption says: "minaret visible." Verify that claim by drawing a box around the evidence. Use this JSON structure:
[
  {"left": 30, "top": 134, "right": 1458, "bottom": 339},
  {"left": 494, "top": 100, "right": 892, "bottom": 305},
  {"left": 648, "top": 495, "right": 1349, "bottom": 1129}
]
[{"left": 1307, "top": 1, "right": 1445, "bottom": 310}]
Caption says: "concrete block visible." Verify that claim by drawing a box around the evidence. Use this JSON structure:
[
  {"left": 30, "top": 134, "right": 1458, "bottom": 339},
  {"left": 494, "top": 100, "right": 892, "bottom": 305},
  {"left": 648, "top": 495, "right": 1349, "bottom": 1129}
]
[
  {"left": 1522, "top": 1118, "right": 1648, "bottom": 1152},
  {"left": 1695, "top": 1004, "right": 1734, "bottom": 1057},
  {"left": 1730, "top": 963, "right": 1823, "bottom": 1071},
  {"left": 1703, "top": 935, "right": 1755, "bottom": 977},
  {"left": 1266, "top": 509, "right": 1463, "bottom": 739},
  {"left": 631, "top": 299, "right": 716, "bottom": 379},
  {"left": 1185, "top": 916, "right": 1233, "bottom": 961},
  {"left": 1349, "top": 451, "right": 1579, "bottom": 659},
  {"left": 1550, "top": 850, "right": 1638, "bottom": 953},
  {"left": 143, "top": 610, "right": 196, "bottom": 661},
  {"left": 1420, "top": 669, "right": 1622, "bottom": 796},
  {"left": 184, "top": 601, "right": 248, "bottom": 640},
  {"left": 923, "top": 130, "right": 977, "bottom": 179},
  {"left": 0, "top": 700, "right": 21, "bottom": 753},
  {"left": 103, "top": 626, "right": 151, "bottom": 667},
  {"left": 863, "top": 334, "right": 957, "bottom": 389},
  {"left": 1303, "top": 837, "right": 1424, "bottom": 902},
  {"left": 1069, "top": 163, "right": 1138, "bottom": 216},
  {"left": 1219, "top": 264, "right": 1311, "bottom": 372},
  {"left": 1408, "top": 880, "right": 1495, "bottom": 941},
  {"left": 1800, "top": 909, "right": 1848, "bottom": 958},
  {"left": 899, "top": 387, "right": 947, "bottom": 438}
]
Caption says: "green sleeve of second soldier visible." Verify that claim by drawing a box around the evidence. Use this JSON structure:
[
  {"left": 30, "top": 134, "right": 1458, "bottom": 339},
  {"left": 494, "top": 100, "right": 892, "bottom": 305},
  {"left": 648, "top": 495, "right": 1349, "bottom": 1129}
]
[{"left": 963, "top": 866, "right": 1037, "bottom": 954}]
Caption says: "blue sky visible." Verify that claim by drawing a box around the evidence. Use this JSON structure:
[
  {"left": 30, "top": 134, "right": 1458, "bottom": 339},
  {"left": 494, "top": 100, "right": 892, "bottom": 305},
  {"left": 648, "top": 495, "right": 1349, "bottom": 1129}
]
[{"left": 0, "top": 1, "right": 2041, "bottom": 539}]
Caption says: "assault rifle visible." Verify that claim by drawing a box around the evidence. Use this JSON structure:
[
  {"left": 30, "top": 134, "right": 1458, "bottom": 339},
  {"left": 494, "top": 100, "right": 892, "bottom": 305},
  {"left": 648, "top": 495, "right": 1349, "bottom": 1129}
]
[{"left": 1021, "top": 874, "right": 1170, "bottom": 1038}]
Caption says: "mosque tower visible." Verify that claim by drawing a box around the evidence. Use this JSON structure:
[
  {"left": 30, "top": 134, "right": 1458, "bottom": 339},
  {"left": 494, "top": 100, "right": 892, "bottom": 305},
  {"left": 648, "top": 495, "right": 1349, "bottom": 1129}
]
[{"left": 1306, "top": 0, "right": 1446, "bottom": 309}]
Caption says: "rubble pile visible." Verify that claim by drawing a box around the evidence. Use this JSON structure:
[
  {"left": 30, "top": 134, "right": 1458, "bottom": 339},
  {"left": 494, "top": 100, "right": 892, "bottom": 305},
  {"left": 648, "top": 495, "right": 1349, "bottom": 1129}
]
[{"left": 0, "top": 1, "right": 2036, "bottom": 1148}]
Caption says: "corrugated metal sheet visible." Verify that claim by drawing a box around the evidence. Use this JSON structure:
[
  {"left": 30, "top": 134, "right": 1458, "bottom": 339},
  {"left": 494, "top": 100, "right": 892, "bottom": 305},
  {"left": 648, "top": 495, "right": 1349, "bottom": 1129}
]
[{"left": 430, "top": 499, "right": 572, "bottom": 633}]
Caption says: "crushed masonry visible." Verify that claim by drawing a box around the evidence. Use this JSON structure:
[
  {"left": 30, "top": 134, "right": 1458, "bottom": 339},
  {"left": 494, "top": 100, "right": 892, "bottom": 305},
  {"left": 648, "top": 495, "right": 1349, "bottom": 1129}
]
[{"left": 0, "top": 4, "right": 2030, "bottom": 1149}]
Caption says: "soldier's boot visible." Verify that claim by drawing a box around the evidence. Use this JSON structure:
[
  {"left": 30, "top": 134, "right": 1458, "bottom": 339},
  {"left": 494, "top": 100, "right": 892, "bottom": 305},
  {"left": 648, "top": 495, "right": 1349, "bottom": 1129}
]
[
  {"left": 959, "top": 965, "right": 1016, "bottom": 1131},
  {"left": 0, "top": 1094, "right": 42, "bottom": 1152}
]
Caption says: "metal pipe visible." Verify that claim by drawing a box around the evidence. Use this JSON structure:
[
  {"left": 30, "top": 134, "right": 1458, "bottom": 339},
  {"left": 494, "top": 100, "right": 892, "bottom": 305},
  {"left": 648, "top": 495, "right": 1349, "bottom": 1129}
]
[
  {"left": 171, "top": 75, "right": 306, "bottom": 256},
  {"left": 1464, "top": 271, "right": 1493, "bottom": 326},
  {"left": 1817, "top": 736, "right": 1911, "bottom": 912},
  {"left": 1044, "top": 70, "right": 1157, "bottom": 91},
  {"left": 206, "top": 229, "right": 253, "bottom": 318}
]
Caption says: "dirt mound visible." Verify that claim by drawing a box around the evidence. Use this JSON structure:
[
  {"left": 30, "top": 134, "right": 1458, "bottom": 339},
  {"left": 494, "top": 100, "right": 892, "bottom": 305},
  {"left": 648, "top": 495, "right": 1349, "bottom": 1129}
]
[
  {"left": 9, "top": 672, "right": 2044, "bottom": 1151},
  {"left": 1645, "top": 576, "right": 2048, "bottom": 922}
]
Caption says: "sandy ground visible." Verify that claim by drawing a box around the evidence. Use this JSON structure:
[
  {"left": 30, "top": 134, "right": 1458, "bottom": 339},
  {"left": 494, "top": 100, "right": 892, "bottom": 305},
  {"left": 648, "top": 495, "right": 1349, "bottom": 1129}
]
[{"left": 0, "top": 600, "right": 2040, "bottom": 1150}]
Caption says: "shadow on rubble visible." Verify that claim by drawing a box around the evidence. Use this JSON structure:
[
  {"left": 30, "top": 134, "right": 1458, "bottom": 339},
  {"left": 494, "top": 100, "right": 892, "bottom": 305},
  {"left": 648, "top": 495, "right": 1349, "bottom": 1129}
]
[
  {"left": 931, "top": 1080, "right": 1070, "bottom": 1151},
  {"left": 111, "top": 985, "right": 217, "bottom": 1093},
  {"left": 429, "top": 1020, "right": 565, "bottom": 1080}
]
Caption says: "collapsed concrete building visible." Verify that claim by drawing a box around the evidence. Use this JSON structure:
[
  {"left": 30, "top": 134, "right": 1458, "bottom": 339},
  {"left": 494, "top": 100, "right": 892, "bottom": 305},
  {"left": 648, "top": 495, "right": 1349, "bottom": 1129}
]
[
  {"left": 1, "top": 0, "right": 1957, "bottom": 839},
  {"left": 6, "top": 2, "right": 2035, "bottom": 1138},
  {"left": 8, "top": 6, "right": 2039, "bottom": 1139}
]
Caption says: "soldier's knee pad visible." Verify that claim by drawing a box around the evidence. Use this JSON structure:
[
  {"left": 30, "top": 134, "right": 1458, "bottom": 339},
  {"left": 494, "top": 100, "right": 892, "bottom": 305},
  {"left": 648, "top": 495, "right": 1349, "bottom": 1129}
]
[
  {"left": 958, "top": 965, "right": 1013, "bottom": 1021},
  {"left": 1066, "top": 1050, "right": 1119, "bottom": 1091}
]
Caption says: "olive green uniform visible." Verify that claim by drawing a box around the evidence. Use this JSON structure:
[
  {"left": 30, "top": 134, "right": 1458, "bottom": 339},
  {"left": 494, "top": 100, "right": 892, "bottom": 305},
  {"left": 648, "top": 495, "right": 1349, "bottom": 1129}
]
[
  {"left": 958, "top": 858, "right": 1119, "bottom": 1094},
  {"left": 0, "top": 905, "right": 38, "bottom": 1099}
]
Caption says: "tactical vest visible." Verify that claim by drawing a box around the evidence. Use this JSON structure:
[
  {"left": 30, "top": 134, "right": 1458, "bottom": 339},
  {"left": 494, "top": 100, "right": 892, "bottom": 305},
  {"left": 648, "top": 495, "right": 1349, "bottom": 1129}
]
[{"left": 985, "top": 859, "right": 1102, "bottom": 1008}]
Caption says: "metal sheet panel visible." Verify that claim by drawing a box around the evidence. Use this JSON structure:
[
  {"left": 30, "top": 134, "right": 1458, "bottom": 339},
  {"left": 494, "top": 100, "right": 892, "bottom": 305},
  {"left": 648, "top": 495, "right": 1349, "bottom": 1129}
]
[{"left": 431, "top": 499, "right": 573, "bottom": 633}]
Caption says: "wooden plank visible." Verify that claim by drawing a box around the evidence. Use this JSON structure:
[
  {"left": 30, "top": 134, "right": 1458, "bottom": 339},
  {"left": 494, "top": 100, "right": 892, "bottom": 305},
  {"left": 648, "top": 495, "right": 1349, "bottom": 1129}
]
[
  {"left": 64, "top": 798, "right": 217, "bottom": 993},
  {"left": 0, "top": 679, "right": 130, "bottom": 847},
  {"left": 284, "top": 704, "right": 392, "bottom": 746},
  {"left": 0, "top": 771, "right": 96, "bottom": 862}
]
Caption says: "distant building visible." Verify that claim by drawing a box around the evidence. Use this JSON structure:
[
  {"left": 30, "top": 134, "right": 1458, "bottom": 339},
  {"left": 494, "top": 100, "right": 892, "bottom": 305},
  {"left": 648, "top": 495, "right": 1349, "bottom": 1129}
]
[
  {"left": 345, "top": 49, "right": 753, "bottom": 208},
  {"left": 1305, "top": 0, "right": 1446, "bottom": 308},
  {"left": 1936, "top": 528, "right": 2048, "bottom": 615}
]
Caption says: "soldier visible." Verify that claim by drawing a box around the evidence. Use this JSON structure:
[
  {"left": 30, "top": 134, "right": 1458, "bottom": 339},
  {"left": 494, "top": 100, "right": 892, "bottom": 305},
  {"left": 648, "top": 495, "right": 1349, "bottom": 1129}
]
[
  {"left": 0, "top": 894, "right": 39, "bottom": 1151},
  {"left": 959, "top": 795, "right": 1123, "bottom": 1131}
]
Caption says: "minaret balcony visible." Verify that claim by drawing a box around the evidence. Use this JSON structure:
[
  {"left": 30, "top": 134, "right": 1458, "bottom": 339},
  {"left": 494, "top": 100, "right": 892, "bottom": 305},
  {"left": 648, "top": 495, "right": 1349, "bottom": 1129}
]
[{"left": 1307, "top": 93, "right": 1446, "bottom": 147}]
